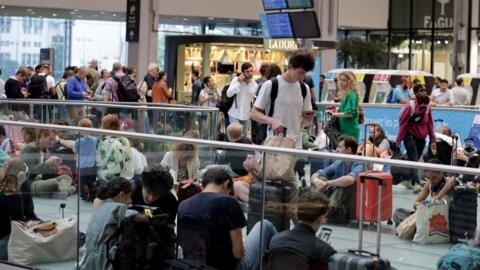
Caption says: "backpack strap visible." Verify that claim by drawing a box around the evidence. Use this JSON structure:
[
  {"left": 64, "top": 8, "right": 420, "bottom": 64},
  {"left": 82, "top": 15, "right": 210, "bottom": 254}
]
[
  {"left": 409, "top": 99, "right": 415, "bottom": 117},
  {"left": 56, "top": 82, "right": 65, "bottom": 98},
  {"left": 269, "top": 78, "right": 307, "bottom": 118},
  {"left": 268, "top": 77, "right": 279, "bottom": 117}
]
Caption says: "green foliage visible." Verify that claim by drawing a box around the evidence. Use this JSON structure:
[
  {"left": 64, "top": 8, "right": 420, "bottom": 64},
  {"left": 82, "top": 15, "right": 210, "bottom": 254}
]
[{"left": 338, "top": 37, "right": 388, "bottom": 69}]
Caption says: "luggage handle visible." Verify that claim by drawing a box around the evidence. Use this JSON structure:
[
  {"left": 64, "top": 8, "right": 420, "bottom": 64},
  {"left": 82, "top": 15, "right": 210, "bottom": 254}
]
[
  {"left": 347, "top": 249, "right": 379, "bottom": 258},
  {"left": 359, "top": 174, "right": 385, "bottom": 186}
]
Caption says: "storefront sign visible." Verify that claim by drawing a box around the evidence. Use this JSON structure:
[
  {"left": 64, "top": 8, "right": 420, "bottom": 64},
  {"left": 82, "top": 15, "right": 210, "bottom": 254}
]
[
  {"left": 391, "top": 0, "right": 453, "bottom": 29},
  {"left": 126, "top": 0, "right": 140, "bottom": 42},
  {"left": 264, "top": 39, "right": 299, "bottom": 50}
]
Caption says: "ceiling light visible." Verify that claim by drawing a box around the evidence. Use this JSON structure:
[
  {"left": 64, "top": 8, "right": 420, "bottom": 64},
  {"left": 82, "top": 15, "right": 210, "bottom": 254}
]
[
  {"left": 100, "top": 11, "right": 105, "bottom": 15},
  {"left": 112, "top": 13, "right": 117, "bottom": 16},
  {"left": 26, "top": 9, "right": 32, "bottom": 12},
  {"left": 73, "top": 9, "right": 79, "bottom": 12},
  {"left": 30, "top": 12, "right": 35, "bottom": 15},
  {"left": 52, "top": 13, "right": 57, "bottom": 17},
  {"left": 229, "top": 19, "right": 235, "bottom": 22},
  {"left": 208, "top": 17, "right": 214, "bottom": 20},
  {"left": 183, "top": 18, "right": 189, "bottom": 21},
  {"left": 70, "top": 11, "right": 75, "bottom": 15},
  {"left": 1, "top": 5, "right": 5, "bottom": 9},
  {"left": 77, "top": 15, "right": 82, "bottom": 18}
]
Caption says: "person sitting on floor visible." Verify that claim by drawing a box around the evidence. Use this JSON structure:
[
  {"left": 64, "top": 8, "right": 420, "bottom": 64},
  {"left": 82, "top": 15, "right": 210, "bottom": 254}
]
[
  {"left": 310, "top": 136, "right": 364, "bottom": 224},
  {"left": 414, "top": 158, "right": 457, "bottom": 210},
  {"left": 266, "top": 191, "right": 337, "bottom": 270},
  {"left": 177, "top": 167, "right": 277, "bottom": 270},
  {"left": 0, "top": 158, "right": 40, "bottom": 260}
]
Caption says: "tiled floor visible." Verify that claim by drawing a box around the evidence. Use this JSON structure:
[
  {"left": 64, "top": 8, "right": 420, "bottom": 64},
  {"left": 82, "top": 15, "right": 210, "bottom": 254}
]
[{"left": 31, "top": 184, "right": 479, "bottom": 270}]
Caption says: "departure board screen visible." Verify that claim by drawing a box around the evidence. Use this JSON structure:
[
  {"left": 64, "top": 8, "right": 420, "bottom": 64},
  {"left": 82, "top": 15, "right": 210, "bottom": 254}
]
[
  {"left": 286, "top": 0, "right": 314, "bottom": 9},
  {"left": 262, "top": 0, "right": 288, "bottom": 10},
  {"left": 265, "top": 13, "right": 293, "bottom": 38},
  {"left": 290, "top": 11, "right": 320, "bottom": 38}
]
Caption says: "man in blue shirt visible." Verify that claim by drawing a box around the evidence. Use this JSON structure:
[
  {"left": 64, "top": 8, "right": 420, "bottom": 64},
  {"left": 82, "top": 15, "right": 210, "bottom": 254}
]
[
  {"left": 66, "top": 66, "right": 90, "bottom": 124},
  {"left": 391, "top": 77, "right": 413, "bottom": 104},
  {"left": 310, "top": 136, "right": 364, "bottom": 222}
]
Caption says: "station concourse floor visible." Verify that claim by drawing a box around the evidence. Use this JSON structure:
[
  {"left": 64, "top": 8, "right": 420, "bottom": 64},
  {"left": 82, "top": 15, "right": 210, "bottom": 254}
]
[{"left": 33, "top": 184, "right": 479, "bottom": 270}]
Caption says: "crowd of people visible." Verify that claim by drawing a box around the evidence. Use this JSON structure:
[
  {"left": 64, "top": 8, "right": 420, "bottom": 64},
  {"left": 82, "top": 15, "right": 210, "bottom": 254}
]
[{"left": 0, "top": 50, "right": 477, "bottom": 269}]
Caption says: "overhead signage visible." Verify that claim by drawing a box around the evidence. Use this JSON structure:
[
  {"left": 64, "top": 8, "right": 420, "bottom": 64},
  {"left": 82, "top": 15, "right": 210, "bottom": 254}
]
[
  {"left": 264, "top": 39, "right": 299, "bottom": 50},
  {"left": 260, "top": 11, "right": 320, "bottom": 39},
  {"left": 391, "top": 0, "right": 453, "bottom": 29},
  {"left": 262, "top": 0, "right": 314, "bottom": 10},
  {"left": 126, "top": 0, "right": 140, "bottom": 42}
]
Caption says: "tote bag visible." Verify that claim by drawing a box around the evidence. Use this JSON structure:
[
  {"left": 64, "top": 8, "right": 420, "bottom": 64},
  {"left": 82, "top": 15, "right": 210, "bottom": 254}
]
[
  {"left": 262, "top": 134, "right": 296, "bottom": 182},
  {"left": 8, "top": 216, "right": 77, "bottom": 265},
  {"left": 413, "top": 200, "right": 450, "bottom": 244}
]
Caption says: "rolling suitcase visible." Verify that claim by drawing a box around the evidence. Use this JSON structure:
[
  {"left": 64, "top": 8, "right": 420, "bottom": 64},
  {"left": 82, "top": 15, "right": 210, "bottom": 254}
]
[
  {"left": 329, "top": 174, "right": 392, "bottom": 270},
  {"left": 247, "top": 181, "right": 291, "bottom": 233},
  {"left": 356, "top": 171, "right": 393, "bottom": 224},
  {"left": 449, "top": 184, "right": 478, "bottom": 243},
  {"left": 356, "top": 123, "right": 393, "bottom": 224}
]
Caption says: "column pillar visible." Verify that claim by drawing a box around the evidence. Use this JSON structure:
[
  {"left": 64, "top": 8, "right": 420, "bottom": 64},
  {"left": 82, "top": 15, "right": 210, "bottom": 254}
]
[
  {"left": 127, "top": 0, "right": 158, "bottom": 78},
  {"left": 317, "top": 0, "right": 338, "bottom": 73}
]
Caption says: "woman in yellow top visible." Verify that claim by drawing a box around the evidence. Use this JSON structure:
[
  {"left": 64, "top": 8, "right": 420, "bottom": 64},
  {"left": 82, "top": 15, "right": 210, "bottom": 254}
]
[{"left": 326, "top": 71, "right": 360, "bottom": 140}]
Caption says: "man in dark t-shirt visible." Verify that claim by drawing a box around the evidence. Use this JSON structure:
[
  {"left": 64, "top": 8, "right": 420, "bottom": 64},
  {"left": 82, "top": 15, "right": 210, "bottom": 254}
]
[
  {"left": 132, "top": 164, "right": 178, "bottom": 226},
  {"left": 266, "top": 192, "right": 336, "bottom": 270},
  {"left": 178, "top": 168, "right": 277, "bottom": 270}
]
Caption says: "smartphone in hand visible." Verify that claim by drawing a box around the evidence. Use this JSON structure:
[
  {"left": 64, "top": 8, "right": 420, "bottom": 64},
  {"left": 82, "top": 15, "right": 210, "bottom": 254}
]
[{"left": 318, "top": 227, "right": 332, "bottom": 242}]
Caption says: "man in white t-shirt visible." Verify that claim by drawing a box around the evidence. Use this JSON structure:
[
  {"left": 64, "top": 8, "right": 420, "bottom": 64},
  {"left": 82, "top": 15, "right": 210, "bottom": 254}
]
[
  {"left": 251, "top": 50, "right": 315, "bottom": 149},
  {"left": 226, "top": 62, "right": 257, "bottom": 137},
  {"left": 430, "top": 79, "right": 454, "bottom": 106},
  {"left": 451, "top": 77, "right": 471, "bottom": 106}
]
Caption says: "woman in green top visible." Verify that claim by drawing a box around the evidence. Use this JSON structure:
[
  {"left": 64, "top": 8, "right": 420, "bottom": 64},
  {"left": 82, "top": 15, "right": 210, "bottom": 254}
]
[{"left": 326, "top": 71, "right": 360, "bottom": 140}]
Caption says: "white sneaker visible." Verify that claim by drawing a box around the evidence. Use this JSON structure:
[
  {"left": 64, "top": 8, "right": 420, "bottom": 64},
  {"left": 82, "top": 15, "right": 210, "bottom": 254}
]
[
  {"left": 412, "top": 184, "right": 423, "bottom": 193},
  {"left": 400, "top": 180, "right": 413, "bottom": 190}
]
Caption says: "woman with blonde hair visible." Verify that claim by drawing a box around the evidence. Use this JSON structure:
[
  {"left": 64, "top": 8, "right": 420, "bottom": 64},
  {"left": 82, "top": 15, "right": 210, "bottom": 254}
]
[
  {"left": 161, "top": 130, "right": 200, "bottom": 187},
  {"left": 326, "top": 71, "right": 360, "bottom": 140}
]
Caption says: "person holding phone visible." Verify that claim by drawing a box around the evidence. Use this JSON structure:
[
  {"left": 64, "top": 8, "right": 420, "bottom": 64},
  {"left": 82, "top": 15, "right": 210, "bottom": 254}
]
[
  {"left": 265, "top": 191, "right": 336, "bottom": 270},
  {"left": 226, "top": 62, "right": 257, "bottom": 137}
]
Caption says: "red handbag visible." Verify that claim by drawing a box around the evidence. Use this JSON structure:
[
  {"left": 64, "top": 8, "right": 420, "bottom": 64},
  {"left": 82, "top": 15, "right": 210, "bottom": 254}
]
[{"left": 177, "top": 179, "right": 202, "bottom": 202}]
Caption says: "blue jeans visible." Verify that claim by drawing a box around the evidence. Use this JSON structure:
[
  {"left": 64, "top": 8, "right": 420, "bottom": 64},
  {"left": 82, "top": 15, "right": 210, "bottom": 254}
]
[
  {"left": 236, "top": 220, "right": 277, "bottom": 270},
  {"left": 403, "top": 134, "right": 425, "bottom": 184},
  {"left": 229, "top": 116, "right": 249, "bottom": 137}
]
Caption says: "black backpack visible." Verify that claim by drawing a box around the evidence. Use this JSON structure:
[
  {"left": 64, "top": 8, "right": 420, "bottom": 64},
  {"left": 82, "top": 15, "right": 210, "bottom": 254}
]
[
  {"left": 109, "top": 205, "right": 176, "bottom": 270},
  {"left": 112, "top": 75, "right": 140, "bottom": 102},
  {"left": 29, "top": 74, "right": 48, "bottom": 99},
  {"left": 217, "top": 84, "right": 236, "bottom": 115}
]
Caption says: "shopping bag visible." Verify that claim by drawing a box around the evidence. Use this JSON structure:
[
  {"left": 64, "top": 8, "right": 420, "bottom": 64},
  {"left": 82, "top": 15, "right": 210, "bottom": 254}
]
[
  {"left": 262, "top": 134, "right": 296, "bottom": 181},
  {"left": 413, "top": 200, "right": 450, "bottom": 244},
  {"left": 8, "top": 216, "right": 77, "bottom": 265},
  {"left": 396, "top": 212, "right": 417, "bottom": 240}
]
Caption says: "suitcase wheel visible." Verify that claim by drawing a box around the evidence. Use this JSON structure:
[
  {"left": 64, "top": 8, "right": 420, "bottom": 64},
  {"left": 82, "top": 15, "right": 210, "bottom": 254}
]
[{"left": 387, "top": 219, "right": 393, "bottom": 226}]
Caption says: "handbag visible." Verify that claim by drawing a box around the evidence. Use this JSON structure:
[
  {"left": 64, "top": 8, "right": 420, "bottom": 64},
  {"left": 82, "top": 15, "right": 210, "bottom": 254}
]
[
  {"left": 8, "top": 216, "right": 77, "bottom": 265},
  {"left": 413, "top": 200, "right": 450, "bottom": 244},
  {"left": 177, "top": 179, "right": 202, "bottom": 203},
  {"left": 396, "top": 212, "right": 417, "bottom": 240},
  {"left": 262, "top": 133, "right": 296, "bottom": 182}
]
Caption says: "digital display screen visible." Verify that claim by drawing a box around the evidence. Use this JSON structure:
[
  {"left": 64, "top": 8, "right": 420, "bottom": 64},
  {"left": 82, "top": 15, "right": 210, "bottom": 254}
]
[
  {"left": 290, "top": 11, "right": 320, "bottom": 38},
  {"left": 265, "top": 13, "right": 293, "bottom": 38},
  {"left": 262, "top": 0, "right": 288, "bottom": 10},
  {"left": 260, "top": 11, "right": 320, "bottom": 39},
  {"left": 286, "top": 0, "right": 314, "bottom": 9}
]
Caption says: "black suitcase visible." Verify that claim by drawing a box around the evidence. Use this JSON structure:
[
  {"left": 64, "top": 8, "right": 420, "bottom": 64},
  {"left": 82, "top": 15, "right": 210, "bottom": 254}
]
[
  {"left": 247, "top": 181, "right": 291, "bottom": 233},
  {"left": 0, "top": 261, "right": 40, "bottom": 270},
  {"left": 329, "top": 175, "right": 391, "bottom": 270},
  {"left": 449, "top": 185, "right": 478, "bottom": 243},
  {"left": 166, "top": 259, "right": 218, "bottom": 270}
]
